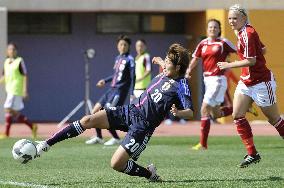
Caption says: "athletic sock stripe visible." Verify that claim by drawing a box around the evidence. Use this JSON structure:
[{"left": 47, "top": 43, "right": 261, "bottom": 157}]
[
  {"left": 274, "top": 118, "right": 283, "bottom": 128},
  {"left": 76, "top": 121, "right": 84, "bottom": 133},
  {"left": 234, "top": 120, "right": 248, "bottom": 125},
  {"left": 234, "top": 117, "right": 246, "bottom": 124},
  {"left": 124, "top": 160, "right": 133, "bottom": 173},
  {"left": 125, "top": 162, "right": 130, "bottom": 173},
  {"left": 201, "top": 117, "right": 210, "bottom": 121},
  {"left": 75, "top": 121, "right": 84, "bottom": 133},
  {"left": 72, "top": 124, "right": 81, "bottom": 134},
  {"left": 73, "top": 121, "right": 83, "bottom": 134},
  {"left": 73, "top": 122, "right": 82, "bottom": 134}
]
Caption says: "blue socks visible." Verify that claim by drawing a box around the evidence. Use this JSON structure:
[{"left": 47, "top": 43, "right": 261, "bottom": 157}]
[
  {"left": 123, "top": 160, "right": 151, "bottom": 179},
  {"left": 47, "top": 121, "right": 85, "bottom": 146}
]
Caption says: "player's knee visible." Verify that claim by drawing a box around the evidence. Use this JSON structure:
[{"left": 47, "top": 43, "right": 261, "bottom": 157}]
[
  {"left": 211, "top": 113, "right": 217, "bottom": 120},
  {"left": 231, "top": 113, "right": 237, "bottom": 119},
  {"left": 267, "top": 115, "right": 280, "bottom": 125},
  {"left": 201, "top": 105, "right": 209, "bottom": 117},
  {"left": 232, "top": 112, "right": 245, "bottom": 120},
  {"left": 5, "top": 109, "right": 17, "bottom": 117},
  {"left": 110, "top": 158, "right": 125, "bottom": 172},
  {"left": 80, "top": 115, "right": 93, "bottom": 129}
]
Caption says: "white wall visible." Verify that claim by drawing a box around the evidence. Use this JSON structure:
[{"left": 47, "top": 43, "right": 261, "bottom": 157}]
[{"left": 0, "top": 7, "right": 7, "bottom": 123}]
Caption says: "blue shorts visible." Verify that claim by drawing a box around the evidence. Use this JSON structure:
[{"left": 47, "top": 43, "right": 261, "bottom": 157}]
[
  {"left": 106, "top": 104, "right": 154, "bottom": 161},
  {"left": 98, "top": 88, "right": 127, "bottom": 108}
]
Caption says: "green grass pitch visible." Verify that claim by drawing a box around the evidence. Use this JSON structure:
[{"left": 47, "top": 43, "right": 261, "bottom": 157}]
[{"left": 0, "top": 136, "right": 283, "bottom": 188}]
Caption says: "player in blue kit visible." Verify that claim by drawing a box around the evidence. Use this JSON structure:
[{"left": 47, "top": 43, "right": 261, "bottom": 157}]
[
  {"left": 36, "top": 43, "right": 193, "bottom": 181},
  {"left": 85, "top": 35, "right": 136, "bottom": 146}
]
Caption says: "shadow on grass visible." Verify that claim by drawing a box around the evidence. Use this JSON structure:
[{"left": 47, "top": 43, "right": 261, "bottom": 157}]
[
  {"left": 47, "top": 176, "right": 283, "bottom": 186},
  {"left": 163, "top": 176, "right": 283, "bottom": 183},
  {"left": 261, "top": 146, "right": 284, "bottom": 149}
]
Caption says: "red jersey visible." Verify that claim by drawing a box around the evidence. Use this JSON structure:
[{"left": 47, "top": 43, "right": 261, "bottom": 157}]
[
  {"left": 237, "top": 23, "right": 271, "bottom": 86},
  {"left": 193, "top": 37, "right": 236, "bottom": 76}
]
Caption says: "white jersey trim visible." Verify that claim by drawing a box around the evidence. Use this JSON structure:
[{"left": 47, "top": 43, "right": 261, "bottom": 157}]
[{"left": 222, "top": 38, "right": 237, "bottom": 52}]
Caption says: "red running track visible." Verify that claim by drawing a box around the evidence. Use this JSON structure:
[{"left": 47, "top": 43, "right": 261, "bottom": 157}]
[{"left": 0, "top": 121, "right": 279, "bottom": 138}]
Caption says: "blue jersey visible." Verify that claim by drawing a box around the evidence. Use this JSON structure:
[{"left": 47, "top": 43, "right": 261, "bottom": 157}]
[
  {"left": 104, "top": 53, "right": 135, "bottom": 95},
  {"left": 132, "top": 73, "right": 193, "bottom": 127}
]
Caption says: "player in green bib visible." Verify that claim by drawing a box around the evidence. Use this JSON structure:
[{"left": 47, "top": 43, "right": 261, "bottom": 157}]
[
  {"left": 0, "top": 43, "right": 37, "bottom": 139},
  {"left": 133, "top": 39, "right": 151, "bottom": 98}
]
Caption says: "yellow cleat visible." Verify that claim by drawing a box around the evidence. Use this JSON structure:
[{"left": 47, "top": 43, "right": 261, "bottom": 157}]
[
  {"left": 32, "top": 124, "right": 38, "bottom": 139},
  {"left": 192, "top": 143, "right": 207, "bottom": 150},
  {"left": 0, "top": 134, "right": 8, "bottom": 139},
  {"left": 248, "top": 106, "right": 258, "bottom": 117}
]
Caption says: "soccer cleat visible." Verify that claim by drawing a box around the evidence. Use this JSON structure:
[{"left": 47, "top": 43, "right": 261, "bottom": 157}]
[
  {"left": 36, "top": 141, "right": 50, "bottom": 157},
  {"left": 32, "top": 124, "right": 38, "bottom": 139},
  {"left": 238, "top": 153, "right": 261, "bottom": 168},
  {"left": 164, "top": 119, "right": 173, "bottom": 126},
  {"left": 179, "top": 119, "right": 187, "bottom": 125},
  {"left": 85, "top": 136, "right": 104, "bottom": 145},
  {"left": 147, "top": 164, "right": 162, "bottom": 182},
  {"left": 192, "top": 143, "right": 207, "bottom": 150},
  {"left": 104, "top": 138, "right": 121, "bottom": 146},
  {"left": 248, "top": 106, "right": 258, "bottom": 117}
]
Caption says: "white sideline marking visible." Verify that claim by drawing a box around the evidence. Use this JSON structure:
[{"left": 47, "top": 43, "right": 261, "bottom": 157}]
[{"left": 0, "top": 180, "right": 56, "bottom": 188}]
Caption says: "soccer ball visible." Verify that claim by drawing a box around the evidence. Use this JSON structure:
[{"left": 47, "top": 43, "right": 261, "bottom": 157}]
[{"left": 12, "top": 139, "right": 37, "bottom": 164}]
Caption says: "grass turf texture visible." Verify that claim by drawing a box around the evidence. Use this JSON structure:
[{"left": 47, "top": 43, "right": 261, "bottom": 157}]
[{"left": 0, "top": 136, "right": 283, "bottom": 188}]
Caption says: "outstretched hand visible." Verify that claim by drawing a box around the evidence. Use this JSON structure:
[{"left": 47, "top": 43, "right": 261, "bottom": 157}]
[
  {"left": 96, "top": 79, "right": 105, "bottom": 88},
  {"left": 217, "top": 62, "right": 230, "bottom": 70},
  {"left": 185, "top": 68, "right": 192, "bottom": 79}
]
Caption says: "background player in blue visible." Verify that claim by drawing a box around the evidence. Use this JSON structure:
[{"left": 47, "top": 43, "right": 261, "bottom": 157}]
[
  {"left": 36, "top": 43, "right": 193, "bottom": 181},
  {"left": 85, "top": 35, "right": 136, "bottom": 146}
]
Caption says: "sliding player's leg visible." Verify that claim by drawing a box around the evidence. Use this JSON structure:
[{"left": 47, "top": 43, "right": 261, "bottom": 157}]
[
  {"left": 111, "top": 146, "right": 153, "bottom": 179},
  {"left": 37, "top": 110, "right": 109, "bottom": 156},
  {"left": 111, "top": 130, "right": 160, "bottom": 181}
]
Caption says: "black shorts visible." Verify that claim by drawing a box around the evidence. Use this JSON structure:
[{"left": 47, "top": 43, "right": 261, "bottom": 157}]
[
  {"left": 98, "top": 88, "right": 127, "bottom": 108},
  {"left": 106, "top": 104, "right": 154, "bottom": 161}
]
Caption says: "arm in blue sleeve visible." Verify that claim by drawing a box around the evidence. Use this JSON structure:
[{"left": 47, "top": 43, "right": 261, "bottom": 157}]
[
  {"left": 178, "top": 78, "right": 194, "bottom": 111},
  {"left": 129, "top": 59, "right": 136, "bottom": 95},
  {"left": 103, "top": 75, "right": 113, "bottom": 83},
  {"left": 181, "top": 94, "right": 194, "bottom": 111}
]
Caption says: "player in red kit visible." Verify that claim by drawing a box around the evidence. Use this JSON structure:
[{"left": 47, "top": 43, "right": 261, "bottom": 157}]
[
  {"left": 218, "top": 4, "right": 284, "bottom": 168},
  {"left": 186, "top": 19, "right": 236, "bottom": 150}
]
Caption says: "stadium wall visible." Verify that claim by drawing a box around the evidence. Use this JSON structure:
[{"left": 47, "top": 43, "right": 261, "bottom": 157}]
[
  {"left": 4, "top": 9, "right": 284, "bottom": 122},
  {"left": 8, "top": 13, "right": 188, "bottom": 122}
]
